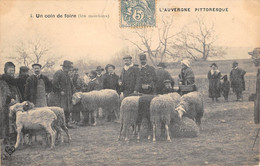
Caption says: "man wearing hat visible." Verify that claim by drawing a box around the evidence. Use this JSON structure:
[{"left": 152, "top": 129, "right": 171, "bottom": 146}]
[
  {"left": 135, "top": 53, "right": 157, "bottom": 94},
  {"left": 155, "top": 62, "right": 175, "bottom": 94},
  {"left": 52, "top": 60, "right": 74, "bottom": 128},
  {"left": 24, "top": 63, "right": 52, "bottom": 107},
  {"left": 230, "top": 61, "right": 246, "bottom": 101},
  {"left": 96, "top": 66, "right": 105, "bottom": 89},
  {"left": 119, "top": 55, "right": 140, "bottom": 97},
  {"left": 207, "top": 63, "right": 222, "bottom": 102},
  {"left": 17, "top": 66, "right": 30, "bottom": 102}
]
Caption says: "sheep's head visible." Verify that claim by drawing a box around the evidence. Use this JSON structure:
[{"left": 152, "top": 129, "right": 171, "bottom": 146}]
[
  {"left": 175, "top": 106, "right": 186, "bottom": 118},
  {"left": 9, "top": 101, "right": 35, "bottom": 119},
  {"left": 72, "top": 92, "right": 82, "bottom": 105}
]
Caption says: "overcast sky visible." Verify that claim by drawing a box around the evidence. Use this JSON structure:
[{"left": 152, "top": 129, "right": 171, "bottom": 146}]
[{"left": 0, "top": 0, "right": 259, "bottom": 72}]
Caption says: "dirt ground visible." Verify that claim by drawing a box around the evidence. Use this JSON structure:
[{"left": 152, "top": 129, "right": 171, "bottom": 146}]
[{"left": 1, "top": 101, "right": 259, "bottom": 166}]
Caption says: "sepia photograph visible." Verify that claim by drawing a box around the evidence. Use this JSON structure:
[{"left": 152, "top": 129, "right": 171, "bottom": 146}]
[{"left": 0, "top": 0, "right": 259, "bottom": 165}]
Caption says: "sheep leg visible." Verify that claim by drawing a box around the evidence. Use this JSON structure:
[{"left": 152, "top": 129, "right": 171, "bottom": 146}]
[
  {"left": 137, "top": 124, "right": 141, "bottom": 142},
  {"left": 93, "top": 110, "right": 97, "bottom": 126},
  {"left": 45, "top": 125, "right": 56, "bottom": 149},
  {"left": 61, "top": 125, "right": 71, "bottom": 143},
  {"left": 165, "top": 124, "right": 171, "bottom": 142},
  {"left": 152, "top": 123, "right": 156, "bottom": 142},
  {"left": 124, "top": 124, "right": 129, "bottom": 142},
  {"left": 15, "top": 126, "right": 22, "bottom": 149},
  {"left": 118, "top": 123, "right": 123, "bottom": 141}
]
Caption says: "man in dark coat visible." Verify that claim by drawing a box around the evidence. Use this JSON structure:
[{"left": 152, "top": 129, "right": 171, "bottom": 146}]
[
  {"left": 96, "top": 66, "right": 104, "bottom": 89},
  {"left": 230, "top": 61, "right": 246, "bottom": 101},
  {"left": 119, "top": 55, "right": 139, "bottom": 97},
  {"left": 17, "top": 66, "right": 30, "bottom": 102},
  {"left": 155, "top": 62, "right": 174, "bottom": 94},
  {"left": 24, "top": 64, "right": 52, "bottom": 107},
  {"left": 52, "top": 60, "right": 74, "bottom": 127},
  {"left": 135, "top": 53, "right": 157, "bottom": 94},
  {"left": 71, "top": 68, "right": 85, "bottom": 124},
  {"left": 103, "top": 64, "right": 120, "bottom": 95}
]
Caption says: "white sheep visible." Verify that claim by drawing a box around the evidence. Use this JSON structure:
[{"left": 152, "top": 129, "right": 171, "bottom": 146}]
[
  {"left": 72, "top": 89, "right": 120, "bottom": 125},
  {"left": 150, "top": 94, "right": 180, "bottom": 142},
  {"left": 118, "top": 96, "right": 140, "bottom": 141},
  {"left": 9, "top": 102, "right": 57, "bottom": 149},
  {"left": 175, "top": 91, "right": 204, "bottom": 126}
]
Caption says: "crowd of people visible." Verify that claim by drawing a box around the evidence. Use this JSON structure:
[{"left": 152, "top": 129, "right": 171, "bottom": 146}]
[{"left": 0, "top": 52, "right": 250, "bottom": 146}]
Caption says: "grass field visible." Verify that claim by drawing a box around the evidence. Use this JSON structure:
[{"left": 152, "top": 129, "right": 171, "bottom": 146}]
[{"left": 1, "top": 101, "right": 259, "bottom": 166}]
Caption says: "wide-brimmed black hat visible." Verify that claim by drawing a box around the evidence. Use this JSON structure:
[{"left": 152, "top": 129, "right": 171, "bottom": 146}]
[
  {"left": 210, "top": 63, "right": 218, "bottom": 67},
  {"left": 61, "top": 60, "right": 73, "bottom": 67},
  {"left": 139, "top": 53, "right": 146, "bottom": 60},
  {"left": 20, "top": 66, "right": 30, "bottom": 72},
  {"left": 32, "top": 63, "right": 42, "bottom": 68},
  {"left": 96, "top": 66, "right": 104, "bottom": 71},
  {"left": 105, "top": 64, "right": 115, "bottom": 70},
  {"left": 157, "top": 62, "right": 166, "bottom": 68},
  {"left": 123, "top": 55, "right": 132, "bottom": 60}
]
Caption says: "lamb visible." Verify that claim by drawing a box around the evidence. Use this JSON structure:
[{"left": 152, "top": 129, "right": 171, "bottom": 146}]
[
  {"left": 72, "top": 89, "right": 120, "bottom": 125},
  {"left": 150, "top": 94, "right": 180, "bottom": 142},
  {"left": 175, "top": 91, "right": 204, "bottom": 126},
  {"left": 48, "top": 107, "right": 71, "bottom": 143},
  {"left": 9, "top": 102, "right": 57, "bottom": 149},
  {"left": 118, "top": 96, "right": 140, "bottom": 141}
]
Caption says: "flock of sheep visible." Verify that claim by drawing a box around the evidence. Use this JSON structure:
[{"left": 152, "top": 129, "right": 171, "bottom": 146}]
[{"left": 9, "top": 89, "right": 204, "bottom": 150}]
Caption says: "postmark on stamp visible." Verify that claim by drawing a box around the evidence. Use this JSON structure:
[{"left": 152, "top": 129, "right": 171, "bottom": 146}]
[{"left": 120, "top": 0, "right": 156, "bottom": 28}]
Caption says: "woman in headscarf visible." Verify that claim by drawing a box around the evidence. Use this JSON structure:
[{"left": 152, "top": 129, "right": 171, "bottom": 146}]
[
  {"left": 207, "top": 63, "right": 222, "bottom": 102},
  {"left": 178, "top": 59, "right": 195, "bottom": 85}
]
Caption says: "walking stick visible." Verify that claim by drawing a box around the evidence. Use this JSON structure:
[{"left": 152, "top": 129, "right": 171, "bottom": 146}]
[{"left": 252, "top": 128, "right": 260, "bottom": 151}]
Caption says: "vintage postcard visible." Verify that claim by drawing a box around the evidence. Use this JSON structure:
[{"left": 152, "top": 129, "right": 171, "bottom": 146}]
[{"left": 0, "top": 0, "right": 259, "bottom": 165}]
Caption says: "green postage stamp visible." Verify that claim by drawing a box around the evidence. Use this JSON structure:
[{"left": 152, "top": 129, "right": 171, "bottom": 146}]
[{"left": 120, "top": 0, "right": 156, "bottom": 28}]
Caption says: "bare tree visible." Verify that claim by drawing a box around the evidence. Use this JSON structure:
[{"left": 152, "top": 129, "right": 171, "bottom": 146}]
[
  {"left": 124, "top": 15, "right": 178, "bottom": 66},
  {"left": 172, "top": 16, "right": 226, "bottom": 61},
  {"left": 9, "top": 38, "right": 58, "bottom": 69}
]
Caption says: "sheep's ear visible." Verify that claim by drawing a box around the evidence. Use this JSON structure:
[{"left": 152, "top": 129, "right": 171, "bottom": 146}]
[{"left": 76, "top": 93, "right": 81, "bottom": 99}]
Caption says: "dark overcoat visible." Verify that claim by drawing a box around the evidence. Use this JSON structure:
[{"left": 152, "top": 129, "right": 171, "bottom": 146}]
[
  {"left": 102, "top": 73, "right": 120, "bottom": 95},
  {"left": 0, "top": 79, "right": 11, "bottom": 139},
  {"left": 24, "top": 74, "right": 52, "bottom": 105},
  {"left": 135, "top": 65, "right": 157, "bottom": 94},
  {"left": 207, "top": 70, "right": 221, "bottom": 98},
  {"left": 178, "top": 67, "right": 195, "bottom": 85},
  {"left": 1, "top": 74, "right": 21, "bottom": 101},
  {"left": 155, "top": 68, "right": 174, "bottom": 94},
  {"left": 230, "top": 67, "right": 246, "bottom": 92},
  {"left": 17, "top": 74, "right": 29, "bottom": 102},
  {"left": 120, "top": 65, "right": 139, "bottom": 97},
  {"left": 86, "top": 79, "right": 102, "bottom": 92},
  {"left": 51, "top": 70, "right": 73, "bottom": 112},
  {"left": 254, "top": 68, "right": 260, "bottom": 124}
]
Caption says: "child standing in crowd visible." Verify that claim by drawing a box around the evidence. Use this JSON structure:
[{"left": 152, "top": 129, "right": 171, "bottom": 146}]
[{"left": 221, "top": 75, "right": 230, "bottom": 102}]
